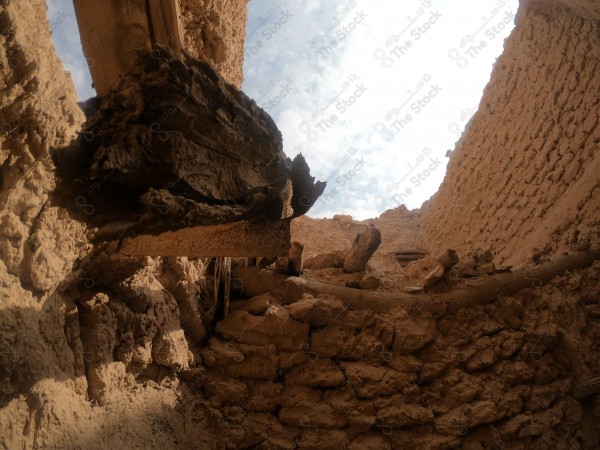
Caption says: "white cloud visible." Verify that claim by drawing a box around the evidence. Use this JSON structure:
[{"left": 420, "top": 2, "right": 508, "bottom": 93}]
[{"left": 243, "top": 0, "right": 519, "bottom": 219}]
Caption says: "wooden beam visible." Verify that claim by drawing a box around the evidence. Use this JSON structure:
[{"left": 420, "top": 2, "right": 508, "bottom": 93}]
[
  {"left": 234, "top": 248, "right": 600, "bottom": 315},
  {"left": 117, "top": 220, "right": 291, "bottom": 257},
  {"left": 147, "top": 0, "right": 183, "bottom": 53},
  {"left": 72, "top": 0, "right": 184, "bottom": 95},
  {"left": 234, "top": 266, "right": 439, "bottom": 314}
]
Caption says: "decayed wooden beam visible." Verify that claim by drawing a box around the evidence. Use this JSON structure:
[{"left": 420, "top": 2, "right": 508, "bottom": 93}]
[
  {"left": 234, "top": 266, "right": 442, "bottom": 314},
  {"left": 72, "top": 0, "right": 184, "bottom": 95},
  {"left": 234, "top": 248, "right": 600, "bottom": 314},
  {"left": 117, "top": 220, "right": 291, "bottom": 257},
  {"left": 52, "top": 47, "right": 325, "bottom": 239},
  {"left": 147, "top": 0, "right": 183, "bottom": 53},
  {"left": 572, "top": 376, "right": 600, "bottom": 401}
]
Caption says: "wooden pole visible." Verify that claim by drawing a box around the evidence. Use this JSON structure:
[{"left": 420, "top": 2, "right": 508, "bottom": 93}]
[{"left": 234, "top": 248, "right": 600, "bottom": 315}]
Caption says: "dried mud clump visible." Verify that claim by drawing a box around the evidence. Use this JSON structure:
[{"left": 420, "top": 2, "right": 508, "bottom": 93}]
[{"left": 52, "top": 46, "right": 325, "bottom": 238}]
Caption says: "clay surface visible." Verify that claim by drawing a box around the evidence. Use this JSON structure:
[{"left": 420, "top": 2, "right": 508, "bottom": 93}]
[
  {"left": 0, "top": 0, "right": 599, "bottom": 449},
  {"left": 420, "top": 2, "right": 600, "bottom": 267}
]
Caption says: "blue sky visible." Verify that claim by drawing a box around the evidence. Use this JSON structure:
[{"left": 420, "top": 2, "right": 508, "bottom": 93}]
[
  {"left": 48, "top": 0, "right": 518, "bottom": 220},
  {"left": 48, "top": 0, "right": 96, "bottom": 99}
]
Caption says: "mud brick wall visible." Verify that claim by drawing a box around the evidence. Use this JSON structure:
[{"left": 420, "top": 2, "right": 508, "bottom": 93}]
[
  {"left": 0, "top": 0, "right": 89, "bottom": 403},
  {"left": 1, "top": 0, "right": 599, "bottom": 448},
  {"left": 0, "top": 0, "right": 206, "bottom": 431},
  {"left": 0, "top": 1, "right": 226, "bottom": 447},
  {"left": 179, "top": 0, "right": 248, "bottom": 88},
  {"left": 420, "top": 2, "right": 600, "bottom": 267},
  {"left": 197, "top": 263, "right": 600, "bottom": 449}
]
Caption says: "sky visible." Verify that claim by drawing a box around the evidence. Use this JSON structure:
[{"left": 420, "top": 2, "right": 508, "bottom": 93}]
[{"left": 48, "top": 0, "right": 518, "bottom": 220}]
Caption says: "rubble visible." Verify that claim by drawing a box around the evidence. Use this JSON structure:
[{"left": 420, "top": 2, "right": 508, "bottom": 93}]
[
  {"left": 436, "top": 249, "right": 459, "bottom": 270},
  {"left": 304, "top": 251, "right": 346, "bottom": 270}
]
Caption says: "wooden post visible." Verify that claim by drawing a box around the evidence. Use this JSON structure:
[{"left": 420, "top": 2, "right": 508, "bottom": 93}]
[
  {"left": 118, "top": 220, "right": 291, "bottom": 257},
  {"left": 72, "top": 0, "right": 184, "bottom": 95},
  {"left": 343, "top": 226, "right": 382, "bottom": 273}
]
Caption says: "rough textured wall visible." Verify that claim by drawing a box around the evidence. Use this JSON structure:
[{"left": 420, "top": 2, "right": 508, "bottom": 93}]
[
  {"left": 1, "top": 0, "right": 86, "bottom": 441},
  {"left": 0, "top": 0, "right": 86, "bottom": 287},
  {"left": 0, "top": 0, "right": 88, "bottom": 408},
  {"left": 546, "top": 0, "right": 600, "bottom": 21},
  {"left": 420, "top": 1, "right": 600, "bottom": 267},
  {"left": 0, "top": 1, "right": 220, "bottom": 448},
  {"left": 200, "top": 263, "right": 600, "bottom": 449},
  {"left": 179, "top": 0, "right": 248, "bottom": 88}
]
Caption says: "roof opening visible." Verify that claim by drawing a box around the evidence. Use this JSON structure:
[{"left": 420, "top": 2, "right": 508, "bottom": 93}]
[{"left": 242, "top": 0, "right": 518, "bottom": 219}]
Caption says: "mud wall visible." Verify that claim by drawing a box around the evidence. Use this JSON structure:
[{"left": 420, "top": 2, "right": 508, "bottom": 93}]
[
  {"left": 0, "top": 0, "right": 246, "bottom": 447},
  {"left": 0, "top": 0, "right": 86, "bottom": 289},
  {"left": 0, "top": 0, "right": 89, "bottom": 406},
  {"left": 420, "top": 0, "right": 600, "bottom": 267},
  {"left": 179, "top": 0, "right": 248, "bottom": 88},
  {"left": 1, "top": 0, "right": 599, "bottom": 449},
  {"left": 199, "top": 264, "right": 600, "bottom": 449}
]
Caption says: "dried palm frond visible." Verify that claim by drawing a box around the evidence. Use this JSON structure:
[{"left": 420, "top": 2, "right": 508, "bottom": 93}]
[{"left": 213, "top": 256, "right": 232, "bottom": 316}]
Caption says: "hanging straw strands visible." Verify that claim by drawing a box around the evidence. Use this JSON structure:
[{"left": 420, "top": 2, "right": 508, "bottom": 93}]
[{"left": 213, "top": 257, "right": 232, "bottom": 316}]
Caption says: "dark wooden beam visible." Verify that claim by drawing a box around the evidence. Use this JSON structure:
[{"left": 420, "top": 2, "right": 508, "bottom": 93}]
[{"left": 117, "top": 220, "right": 291, "bottom": 257}]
